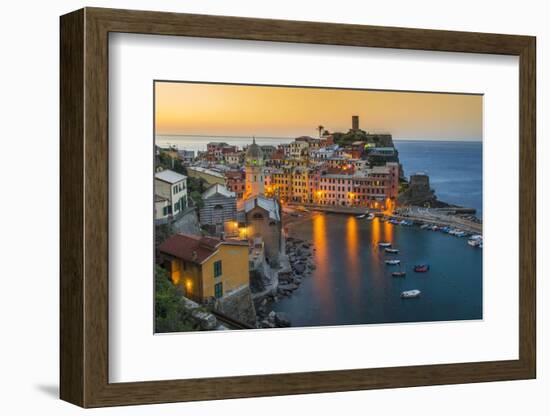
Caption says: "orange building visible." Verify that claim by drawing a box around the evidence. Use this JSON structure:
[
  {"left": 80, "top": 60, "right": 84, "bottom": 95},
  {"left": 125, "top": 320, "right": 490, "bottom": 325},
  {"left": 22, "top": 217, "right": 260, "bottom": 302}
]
[{"left": 158, "top": 234, "right": 249, "bottom": 303}]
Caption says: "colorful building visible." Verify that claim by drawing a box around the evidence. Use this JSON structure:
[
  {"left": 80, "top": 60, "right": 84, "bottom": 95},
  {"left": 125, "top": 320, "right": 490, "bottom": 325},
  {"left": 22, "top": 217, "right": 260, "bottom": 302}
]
[
  {"left": 225, "top": 170, "right": 246, "bottom": 199},
  {"left": 158, "top": 234, "right": 249, "bottom": 303},
  {"left": 314, "top": 162, "right": 399, "bottom": 208}
]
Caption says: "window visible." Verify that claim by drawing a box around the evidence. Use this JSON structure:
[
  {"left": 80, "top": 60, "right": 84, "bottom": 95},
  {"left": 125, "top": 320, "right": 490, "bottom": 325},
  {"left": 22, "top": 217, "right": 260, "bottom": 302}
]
[
  {"left": 173, "top": 186, "right": 177, "bottom": 195},
  {"left": 214, "top": 282, "right": 223, "bottom": 298},
  {"left": 214, "top": 260, "right": 222, "bottom": 277}
]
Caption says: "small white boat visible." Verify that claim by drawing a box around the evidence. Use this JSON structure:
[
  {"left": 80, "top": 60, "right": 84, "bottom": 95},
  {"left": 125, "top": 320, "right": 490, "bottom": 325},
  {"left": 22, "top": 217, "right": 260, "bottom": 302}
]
[
  {"left": 366, "top": 213, "right": 375, "bottom": 220},
  {"left": 401, "top": 289, "right": 421, "bottom": 298},
  {"left": 385, "top": 248, "right": 399, "bottom": 254},
  {"left": 378, "top": 242, "right": 392, "bottom": 248},
  {"left": 356, "top": 213, "right": 367, "bottom": 219},
  {"left": 468, "top": 239, "right": 481, "bottom": 247},
  {"left": 385, "top": 259, "right": 401, "bottom": 265}
]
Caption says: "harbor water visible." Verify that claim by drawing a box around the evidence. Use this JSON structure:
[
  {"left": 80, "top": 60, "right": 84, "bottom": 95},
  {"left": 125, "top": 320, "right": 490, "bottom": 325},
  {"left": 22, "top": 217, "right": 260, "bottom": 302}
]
[
  {"left": 273, "top": 214, "right": 482, "bottom": 327},
  {"left": 273, "top": 140, "right": 483, "bottom": 327}
]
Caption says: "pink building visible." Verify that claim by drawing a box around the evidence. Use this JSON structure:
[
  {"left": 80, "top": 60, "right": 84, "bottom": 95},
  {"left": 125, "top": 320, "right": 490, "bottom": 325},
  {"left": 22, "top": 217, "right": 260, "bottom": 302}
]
[
  {"left": 314, "top": 162, "right": 399, "bottom": 209},
  {"left": 225, "top": 170, "right": 246, "bottom": 199}
]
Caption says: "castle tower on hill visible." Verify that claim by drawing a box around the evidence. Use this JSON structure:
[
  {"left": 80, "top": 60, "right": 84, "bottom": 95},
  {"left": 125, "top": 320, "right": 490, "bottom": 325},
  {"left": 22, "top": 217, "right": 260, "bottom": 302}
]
[
  {"left": 352, "top": 115, "right": 360, "bottom": 131},
  {"left": 244, "top": 137, "right": 265, "bottom": 199}
]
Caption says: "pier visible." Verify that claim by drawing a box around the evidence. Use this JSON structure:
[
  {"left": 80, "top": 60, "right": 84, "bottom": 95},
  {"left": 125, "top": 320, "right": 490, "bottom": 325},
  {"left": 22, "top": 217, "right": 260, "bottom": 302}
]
[
  {"left": 285, "top": 203, "right": 482, "bottom": 235},
  {"left": 393, "top": 207, "right": 482, "bottom": 234}
]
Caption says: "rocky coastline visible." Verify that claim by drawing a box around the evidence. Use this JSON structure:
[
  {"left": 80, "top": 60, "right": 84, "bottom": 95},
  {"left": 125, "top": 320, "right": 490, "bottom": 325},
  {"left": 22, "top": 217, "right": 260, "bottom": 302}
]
[{"left": 254, "top": 236, "right": 316, "bottom": 329}]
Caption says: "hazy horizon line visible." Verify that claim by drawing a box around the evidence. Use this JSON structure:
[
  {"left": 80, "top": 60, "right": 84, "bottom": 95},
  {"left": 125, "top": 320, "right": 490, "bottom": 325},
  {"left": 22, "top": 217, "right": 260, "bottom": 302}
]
[{"left": 155, "top": 133, "right": 482, "bottom": 143}]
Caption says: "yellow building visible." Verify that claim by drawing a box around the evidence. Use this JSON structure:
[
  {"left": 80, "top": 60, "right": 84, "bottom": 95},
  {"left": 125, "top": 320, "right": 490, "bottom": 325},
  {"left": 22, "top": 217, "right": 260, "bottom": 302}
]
[{"left": 158, "top": 233, "right": 249, "bottom": 303}]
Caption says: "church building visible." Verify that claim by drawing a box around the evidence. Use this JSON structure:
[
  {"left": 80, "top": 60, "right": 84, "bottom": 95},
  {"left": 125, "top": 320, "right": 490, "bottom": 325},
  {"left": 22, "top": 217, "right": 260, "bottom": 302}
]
[
  {"left": 240, "top": 138, "right": 283, "bottom": 267},
  {"left": 244, "top": 138, "right": 265, "bottom": 199}
]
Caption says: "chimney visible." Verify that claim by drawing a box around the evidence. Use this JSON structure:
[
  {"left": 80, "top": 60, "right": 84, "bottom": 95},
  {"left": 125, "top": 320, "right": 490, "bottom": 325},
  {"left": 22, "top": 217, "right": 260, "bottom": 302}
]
[{"left": 192, "top": 250, "right": 198, "bottom": 261}]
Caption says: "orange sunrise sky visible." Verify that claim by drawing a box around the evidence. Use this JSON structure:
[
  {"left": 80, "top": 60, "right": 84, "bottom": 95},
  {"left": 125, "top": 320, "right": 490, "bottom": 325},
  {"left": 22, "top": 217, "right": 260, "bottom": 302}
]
[{"left": 155, "top": 82, "right": 482, "bottom": 141}]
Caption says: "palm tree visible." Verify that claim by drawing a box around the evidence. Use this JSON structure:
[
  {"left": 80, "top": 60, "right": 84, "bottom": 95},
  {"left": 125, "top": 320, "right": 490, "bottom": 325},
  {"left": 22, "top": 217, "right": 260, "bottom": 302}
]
[{"left": 317, "top": 125, "right": 324, "bottom": 138}]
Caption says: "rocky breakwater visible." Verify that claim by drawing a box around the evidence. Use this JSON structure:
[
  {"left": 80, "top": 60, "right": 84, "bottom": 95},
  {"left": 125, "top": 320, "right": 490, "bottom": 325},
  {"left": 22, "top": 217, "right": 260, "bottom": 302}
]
[{"left": 255, "top": 236, "right": 316, "bottom": 329}]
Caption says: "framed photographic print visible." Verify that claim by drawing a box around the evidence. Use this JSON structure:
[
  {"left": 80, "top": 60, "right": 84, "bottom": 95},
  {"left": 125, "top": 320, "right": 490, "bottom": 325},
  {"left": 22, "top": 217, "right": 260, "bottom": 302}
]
[{"left": 60, "top": 7, "right": 536, "bottom": 408}]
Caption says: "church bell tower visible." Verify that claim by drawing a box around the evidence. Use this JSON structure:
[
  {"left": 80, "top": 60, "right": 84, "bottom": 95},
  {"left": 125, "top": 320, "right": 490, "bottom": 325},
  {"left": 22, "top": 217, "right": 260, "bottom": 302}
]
[{"left": 245, "top": 137, "right": 265, "bottom": 199}]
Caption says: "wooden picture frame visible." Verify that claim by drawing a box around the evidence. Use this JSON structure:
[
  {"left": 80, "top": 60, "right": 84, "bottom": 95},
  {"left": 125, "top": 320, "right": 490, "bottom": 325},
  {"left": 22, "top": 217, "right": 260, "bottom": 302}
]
[{"left": 60, "top": 7, "right": 536, "bottom": 408}]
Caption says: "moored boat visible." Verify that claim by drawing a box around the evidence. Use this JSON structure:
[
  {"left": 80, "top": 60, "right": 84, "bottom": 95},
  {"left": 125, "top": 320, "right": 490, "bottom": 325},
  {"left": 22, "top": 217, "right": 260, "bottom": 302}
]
[
  {"left": 385, "top": 248, "right": 399, "bottom": 254},
  {"left": 385, "top": 259, "right": 401, "bottom": 265},
  {"left": 356, "top": 213, "right": 366, "bottom": 219},
  {"left": 468, "top": 235, "right": 483, "bottom": 247},
  {"left": 414, "top": 264, "right": 430, "bottom": 272},
  {"left": 401, "top": 289, "right": 421, "bottom": 298},
  {"left": 366, "top": 213, "right": 375, "bottom": 220},
  {"left": 392, "top": 271, "right": 406, "bottom": 277},
  {"left": 378, "top": 242, "right": 392, "bottom": 247}
]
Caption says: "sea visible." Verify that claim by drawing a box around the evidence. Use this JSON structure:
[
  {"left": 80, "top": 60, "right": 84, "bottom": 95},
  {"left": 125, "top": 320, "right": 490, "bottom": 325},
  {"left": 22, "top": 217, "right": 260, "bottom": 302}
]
[
  {"left": 273, "top": 214, "right": 482, "bottom": 327},
  {"left": 395, "top": 140, "right": 483, "bottom": 216},
  {"left": 156, "top": 134, "right": 294, "bottom": 153}
]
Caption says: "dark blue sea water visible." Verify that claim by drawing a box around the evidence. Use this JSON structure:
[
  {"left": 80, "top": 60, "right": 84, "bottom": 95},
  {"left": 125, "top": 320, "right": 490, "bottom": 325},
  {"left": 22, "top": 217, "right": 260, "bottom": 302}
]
[
  {"left": 272, "top": 140, "right": 483, "bottom": 327},
  {"left": 395, "top": 140, "right": 483, "bottom": 216},
  {"left": 274, "top": 214, "right": 482, "bottom": 327}
]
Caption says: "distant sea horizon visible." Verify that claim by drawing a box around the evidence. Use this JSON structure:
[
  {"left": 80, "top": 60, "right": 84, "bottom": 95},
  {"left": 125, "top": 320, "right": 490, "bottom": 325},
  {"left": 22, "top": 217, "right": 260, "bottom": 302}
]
[{"left": 155, "top": 134, "right": 482, "bottom": 152}]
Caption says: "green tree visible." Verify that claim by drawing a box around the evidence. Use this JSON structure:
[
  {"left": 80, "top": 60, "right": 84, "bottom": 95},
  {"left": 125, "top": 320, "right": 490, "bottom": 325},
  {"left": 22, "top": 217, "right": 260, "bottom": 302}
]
[
  {"left": 155, "top": 266, "right": 197, "bottom": 333},
  {"left": 155, "top": 223, "right": 175, "bottom": 248},
  {"left": 189, "top": 190, "right": 204, "bottom": 209}
]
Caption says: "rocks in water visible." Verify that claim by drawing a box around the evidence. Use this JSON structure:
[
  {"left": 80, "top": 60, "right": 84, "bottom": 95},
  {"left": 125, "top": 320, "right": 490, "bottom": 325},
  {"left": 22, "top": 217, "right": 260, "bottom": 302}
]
[
  {"left": 293, "top": 263, "right": 306, "bottom": 274},
  {"left": 278, "top": 283, "right": 299, "bottom": 291},
  {"left": 259, "top": 311, "right": 291, "bottom": 328},
  {"left": 274, "top": 312, "right": 291, "bottom": 327},
  {"left": 278, "top": 271, "right": 293, "bottom": 283},
  {"left": 254, "top": 236, "right": 316, "bottom": 329}
]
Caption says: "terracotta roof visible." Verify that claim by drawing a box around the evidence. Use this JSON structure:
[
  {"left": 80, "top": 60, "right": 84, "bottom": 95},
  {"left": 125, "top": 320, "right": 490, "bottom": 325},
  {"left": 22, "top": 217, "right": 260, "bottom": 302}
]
[{"left": 159, "top": 233, "right": 247, "bottom": 264}]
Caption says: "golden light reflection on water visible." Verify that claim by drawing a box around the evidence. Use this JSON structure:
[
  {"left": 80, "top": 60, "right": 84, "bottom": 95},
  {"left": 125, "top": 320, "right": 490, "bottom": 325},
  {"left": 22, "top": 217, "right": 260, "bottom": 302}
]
[
  {"left": 312, "top": 213, "right": 334, "bottom": 315},
  {"left": 346, "top": 216, "right": 360, "bottom": 291},
  {"left": 369, "top": 217, "right": 394, "bottom": 289},
  {"left": 371, "top": 217, "right": 381, "bottom": 246}
]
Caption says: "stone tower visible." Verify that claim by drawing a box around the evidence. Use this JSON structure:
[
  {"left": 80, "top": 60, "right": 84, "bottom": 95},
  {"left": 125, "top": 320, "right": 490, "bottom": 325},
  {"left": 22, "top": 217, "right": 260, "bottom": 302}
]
[
  {"left": 352, "top": 115, "right": 359, "bottom": 131},
  {"left": 245, "top": 137, "right": 265, "bottom": 199}
]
